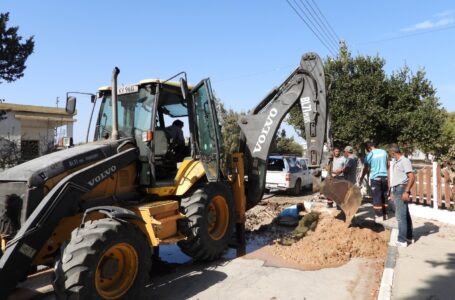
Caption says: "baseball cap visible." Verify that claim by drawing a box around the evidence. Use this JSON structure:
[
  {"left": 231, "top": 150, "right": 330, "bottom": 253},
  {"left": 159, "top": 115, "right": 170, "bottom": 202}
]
[{"left": 344, "top": 146, "right": 354, "bottom": 153}]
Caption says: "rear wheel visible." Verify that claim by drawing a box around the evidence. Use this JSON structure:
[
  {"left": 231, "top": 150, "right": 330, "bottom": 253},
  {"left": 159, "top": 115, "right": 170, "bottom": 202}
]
[
  {"left": 291, "top": 179, "right": 302, "bottom": 195},
  {"left": 53, "top": 218, "right": 151, "bottom": 300},
  {"left": 178, "top": 182, "right": 235, "bottom": 261}
]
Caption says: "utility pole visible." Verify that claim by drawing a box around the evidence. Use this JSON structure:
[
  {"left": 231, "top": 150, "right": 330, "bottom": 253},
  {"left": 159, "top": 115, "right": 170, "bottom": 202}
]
[{"left": 56, "top": 96, "right": 60, "bottom": 108}]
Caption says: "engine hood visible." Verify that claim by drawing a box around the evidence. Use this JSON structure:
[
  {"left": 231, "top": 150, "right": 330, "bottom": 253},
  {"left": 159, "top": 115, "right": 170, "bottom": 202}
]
[
  {"left": 0, "top": 138, "right": 136, "bottom": 238},
  {"left": 0, "top": 138, "right": 132, "bottom": 187}
]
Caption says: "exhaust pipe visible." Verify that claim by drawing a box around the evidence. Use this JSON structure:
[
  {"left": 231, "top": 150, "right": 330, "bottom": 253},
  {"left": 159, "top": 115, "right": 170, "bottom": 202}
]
[{"left": 111, "top": 67, "right": 120, "bottom": 140}]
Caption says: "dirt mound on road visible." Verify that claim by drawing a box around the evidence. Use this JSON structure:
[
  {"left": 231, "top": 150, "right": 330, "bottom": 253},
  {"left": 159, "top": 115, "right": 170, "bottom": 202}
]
[{"left": 270, "top": 214, "right": 389, "bottom": 270}]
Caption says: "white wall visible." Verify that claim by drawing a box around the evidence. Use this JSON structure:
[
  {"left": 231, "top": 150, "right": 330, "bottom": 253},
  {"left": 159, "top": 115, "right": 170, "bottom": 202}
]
[
  {"left": 0, "top": 113, "right": 56, "bottom": 158},
  {"left": 20, "top": 119, "right": 55, "bottom": 154},
  {"left": 0, "top": 111, "right": 22, "bottom": 141}
]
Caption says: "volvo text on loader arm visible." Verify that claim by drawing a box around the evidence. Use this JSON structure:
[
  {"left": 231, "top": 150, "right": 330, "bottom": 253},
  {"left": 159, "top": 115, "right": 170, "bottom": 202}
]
[{"left": 0, "top": 52, "right": 360, "bottom": 299}]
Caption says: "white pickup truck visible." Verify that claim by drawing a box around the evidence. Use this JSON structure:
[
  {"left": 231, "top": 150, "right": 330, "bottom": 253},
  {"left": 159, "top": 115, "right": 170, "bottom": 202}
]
[{"left": 265, "top": 155, "right": 312, "bottom": 195}]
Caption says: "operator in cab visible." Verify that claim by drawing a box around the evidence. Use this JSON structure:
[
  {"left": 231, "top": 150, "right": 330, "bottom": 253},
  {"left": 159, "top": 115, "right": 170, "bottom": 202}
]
[{"left": 165, "top": 119, "right": 186, "bottom": 161}]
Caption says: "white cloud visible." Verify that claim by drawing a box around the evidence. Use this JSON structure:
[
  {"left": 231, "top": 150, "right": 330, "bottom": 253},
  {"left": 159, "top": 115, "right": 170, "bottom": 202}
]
[
  {"left": 434, "top": 10, "right": 454, "bottom": 18},
  {"left": 402, "top": 17, "right": 454, "bottom": 32}
]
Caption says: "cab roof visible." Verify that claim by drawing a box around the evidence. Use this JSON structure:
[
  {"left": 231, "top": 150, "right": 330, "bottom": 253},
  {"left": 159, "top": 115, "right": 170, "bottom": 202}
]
[{"left": 98, "top": 78, "right": 193, "bottom": 92}]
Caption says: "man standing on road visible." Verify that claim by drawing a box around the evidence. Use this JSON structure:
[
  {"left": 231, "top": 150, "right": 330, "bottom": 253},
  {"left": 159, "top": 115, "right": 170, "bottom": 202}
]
[
  {"left": 388, "top": 144, "right": 415, "bottom": 247},
  {"left": 343, "top": 146, "right": 358, "bottom": 184},
  {"left": 359, "top": 142, "right": 389, "bottom": 223},
  {"left": 332, "top": 147, "right": 346, "bottom": 179},
  {"left": 327, "top": 147, "right": 346, "bottom": 208}
]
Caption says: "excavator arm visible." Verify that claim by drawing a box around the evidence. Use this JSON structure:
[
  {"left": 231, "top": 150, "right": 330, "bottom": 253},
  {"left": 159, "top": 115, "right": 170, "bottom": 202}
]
[{"left": 238, "top": 52, "right": 327, "bottom": 209}]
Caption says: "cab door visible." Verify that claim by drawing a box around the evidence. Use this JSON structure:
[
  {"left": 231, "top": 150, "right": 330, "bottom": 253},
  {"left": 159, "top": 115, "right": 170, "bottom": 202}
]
[{"left": 190, "top": 79, "right": 222, "bottom": 182}]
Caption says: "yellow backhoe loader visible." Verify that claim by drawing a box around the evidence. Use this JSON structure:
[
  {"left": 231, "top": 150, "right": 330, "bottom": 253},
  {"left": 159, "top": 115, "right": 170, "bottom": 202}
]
[{"left": 0, "top": 52, "right": 361, "bottom": 299}]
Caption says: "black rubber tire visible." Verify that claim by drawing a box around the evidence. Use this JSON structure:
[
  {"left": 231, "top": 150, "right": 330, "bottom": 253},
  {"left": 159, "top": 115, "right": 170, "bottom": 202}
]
[
  {"left": 292, "top": 179, "right": 302, "bottom": 196},
  {"left": 0, "top": 194, "right": 23, "bottom": 236},
  {"left": 53, "top": 219, "right": 151, "bottom": 300},
  {"left": 178, "top": 182, "right": 235, "bottom": 261}
]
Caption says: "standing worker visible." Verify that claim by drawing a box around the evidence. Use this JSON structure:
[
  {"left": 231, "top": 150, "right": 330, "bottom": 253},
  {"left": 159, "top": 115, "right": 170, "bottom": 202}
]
[
  {"left": 359, "top": 142, "right": 389, "bottom": 223},
  {"left": 332, "top": 147, "right": 346, "bottom": 179},
  {"left": 327, "top": 147, "right": 346, "bottom": 208},
  {"left": 343, "top": 146, "right": 358, "bottom": 184},
  {"left": 388, "top": 144, "right": 415, "bottom": 247}
]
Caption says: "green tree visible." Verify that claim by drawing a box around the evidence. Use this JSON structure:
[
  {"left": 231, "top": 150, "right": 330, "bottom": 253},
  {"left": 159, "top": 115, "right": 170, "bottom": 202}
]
[
  {"left": 216, "top": 101, "right": 244, "bottom": 173},
  {"left": 0, "top": 12, "right": 35, "bottom": 83},
  {"left": 271, "top": 129, "right": 303, "bottom": 155},
  {"left": 438, "top": 112, "right": 455, "bottom": 165},
  {"left": 288, "top": 44, "right": 446, "bottom": 157}
]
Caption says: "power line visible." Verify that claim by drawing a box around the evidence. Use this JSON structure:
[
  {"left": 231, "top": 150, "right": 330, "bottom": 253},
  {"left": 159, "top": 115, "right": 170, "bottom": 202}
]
[
  {"left": 308, "top": 0, "right": 341, "bottom": 42},
  {"left": 293, "top": 0, "right": 338, "bottom": 54},
  {"left": 299, "top": 0, "right": 339, "bottom": 50},
  {"left": 216, "top": 64, "right": 295, "bottom": 83},
  {"left": 361, "top": 23, "right": 455, "bottom": 45},
  {"left": 286, "top": 0, "right": 337, "bottom": 56}
]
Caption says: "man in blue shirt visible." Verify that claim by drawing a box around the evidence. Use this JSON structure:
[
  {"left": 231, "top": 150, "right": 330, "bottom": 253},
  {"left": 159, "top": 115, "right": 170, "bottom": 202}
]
[
  {"left": 359, "top": 142, "right": 390, "bottom": 223},
  {"left": 276, "top": 203, "right": 305, "bottom": 226}
]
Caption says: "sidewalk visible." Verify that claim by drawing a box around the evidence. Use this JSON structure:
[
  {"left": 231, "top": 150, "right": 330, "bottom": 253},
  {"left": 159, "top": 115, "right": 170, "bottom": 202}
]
[{"left": 391, "top": 216, "right": 455, "bottom": 299}]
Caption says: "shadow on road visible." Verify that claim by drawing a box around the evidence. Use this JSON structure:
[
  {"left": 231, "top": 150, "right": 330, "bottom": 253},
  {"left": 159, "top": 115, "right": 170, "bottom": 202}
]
[
  {"left": 413, "top": 222, "right": 440, "bottom": 242},
  {"left": 145, "top": 261, "right": 228, "bottom": 300},
  {"left": 402, "top": 253, "right": 455, "bottom": 300}
]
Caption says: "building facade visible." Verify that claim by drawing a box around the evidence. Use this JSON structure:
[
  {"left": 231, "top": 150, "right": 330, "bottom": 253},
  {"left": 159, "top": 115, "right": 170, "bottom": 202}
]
[{"left": 0, "top": 103, "right": 75, "bottom": 165}]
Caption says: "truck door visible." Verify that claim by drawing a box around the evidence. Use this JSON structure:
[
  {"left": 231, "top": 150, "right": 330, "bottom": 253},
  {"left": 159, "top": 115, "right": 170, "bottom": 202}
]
[{"left": 191, "top": 79, "right": 222, "bottom": 182}]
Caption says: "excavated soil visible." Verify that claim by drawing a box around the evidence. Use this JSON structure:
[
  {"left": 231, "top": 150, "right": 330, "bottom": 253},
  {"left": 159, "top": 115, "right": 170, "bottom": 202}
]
[
  {"left": 244, "top": 195, "right": 388, "bottom": 299},
  {"left": 245, "top": 193, "right": 389, "bottom": 271},
  {"left": 270, "top": 213, "right": 389, "bottom": 270}
]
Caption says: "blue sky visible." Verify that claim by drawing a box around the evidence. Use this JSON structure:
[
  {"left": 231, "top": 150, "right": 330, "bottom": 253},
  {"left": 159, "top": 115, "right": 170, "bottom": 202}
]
[{"left": 1, "top": 1, "right": 455, "bottom": 143}]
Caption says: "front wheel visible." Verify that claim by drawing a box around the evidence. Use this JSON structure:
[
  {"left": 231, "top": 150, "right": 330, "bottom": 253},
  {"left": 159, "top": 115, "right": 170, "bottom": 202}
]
[
  {"left": 178, "top": 182, "right": 235, "bottom": 261},
  {"left": 53, "top": 219, "right": 151, "bottom": 300}
]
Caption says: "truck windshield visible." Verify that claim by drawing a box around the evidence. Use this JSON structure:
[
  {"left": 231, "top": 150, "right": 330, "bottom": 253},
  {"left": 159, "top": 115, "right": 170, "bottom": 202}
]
[{"left": 96, "top": 87, "right": 154, "bottom": 140}]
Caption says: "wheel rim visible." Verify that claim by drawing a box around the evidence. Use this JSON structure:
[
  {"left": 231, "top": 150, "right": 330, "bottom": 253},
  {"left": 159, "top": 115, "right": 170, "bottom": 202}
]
[
  {"left": 95, "top": 243, "right": 139, "bottom": 299},
  {"left": 207, "top": 195, "right": 229, "bottom": 241}
]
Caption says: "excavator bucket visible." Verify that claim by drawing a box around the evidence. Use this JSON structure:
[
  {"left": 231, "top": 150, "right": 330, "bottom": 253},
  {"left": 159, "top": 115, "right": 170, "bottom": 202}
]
[{"left": 321, "top": 178, "right": 362, "bottom": 225}]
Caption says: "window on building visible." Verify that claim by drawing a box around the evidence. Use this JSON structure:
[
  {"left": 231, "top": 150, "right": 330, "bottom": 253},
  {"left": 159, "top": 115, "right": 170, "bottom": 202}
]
[{"left": 21, "top": 140, "right": 40, "bottom": 161}]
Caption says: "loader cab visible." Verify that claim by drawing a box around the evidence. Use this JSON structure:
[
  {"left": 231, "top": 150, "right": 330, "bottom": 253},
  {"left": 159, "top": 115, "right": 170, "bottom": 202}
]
[{"left": 95, "top": 78, "right": 222, "bottom": 188}]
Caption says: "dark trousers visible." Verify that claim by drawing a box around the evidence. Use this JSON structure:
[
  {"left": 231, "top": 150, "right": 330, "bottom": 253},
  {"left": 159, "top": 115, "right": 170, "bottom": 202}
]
[
  {"left": 371, "top": 176, "right": 388, "bottom": 218},
  {"left": 392, "top": 184, "right": 413, "bottom": 242}
]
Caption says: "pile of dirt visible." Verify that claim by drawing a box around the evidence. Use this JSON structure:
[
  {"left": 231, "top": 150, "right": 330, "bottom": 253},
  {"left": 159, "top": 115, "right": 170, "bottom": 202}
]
[{"left": 270, "top": 213, "right": 389, "bottom": 270}]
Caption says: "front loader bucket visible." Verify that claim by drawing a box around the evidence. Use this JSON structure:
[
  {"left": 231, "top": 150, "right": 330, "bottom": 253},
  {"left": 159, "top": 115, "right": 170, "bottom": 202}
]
[{"left": 321, "top": 178, "right": 362, "bottom": 225}]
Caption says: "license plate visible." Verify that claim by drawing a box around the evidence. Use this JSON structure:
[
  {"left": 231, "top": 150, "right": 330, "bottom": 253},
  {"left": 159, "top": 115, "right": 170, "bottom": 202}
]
[{"left": 118, "top": 85, "right": 139, "bottom": 95}]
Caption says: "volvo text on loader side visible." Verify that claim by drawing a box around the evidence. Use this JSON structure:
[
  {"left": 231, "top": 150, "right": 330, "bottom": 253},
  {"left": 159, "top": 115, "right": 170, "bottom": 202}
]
[{"left": 0, "top": 52, "right": 360, "bottom": 299}]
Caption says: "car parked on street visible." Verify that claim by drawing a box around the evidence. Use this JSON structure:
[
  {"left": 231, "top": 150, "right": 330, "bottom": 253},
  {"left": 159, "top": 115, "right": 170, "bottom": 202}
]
[
  {"left": 265, "top": 155, "right": 312, "bottom": 195},
  {"left": 297, "top": 157, "right": 313, "bottom": 189}
]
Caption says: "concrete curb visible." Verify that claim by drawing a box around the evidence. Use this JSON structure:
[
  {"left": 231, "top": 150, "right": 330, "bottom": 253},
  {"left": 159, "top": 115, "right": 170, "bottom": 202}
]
[{"left": 377, "top": 228, "right": 398, "bottom": 300}]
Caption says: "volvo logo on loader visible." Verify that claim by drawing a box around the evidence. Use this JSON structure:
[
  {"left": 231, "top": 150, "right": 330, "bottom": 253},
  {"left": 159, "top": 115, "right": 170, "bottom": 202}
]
[
  {"left": 88, "top": 165, "right": 117, "bottom": 186},
  {"left": 253, "top": 108, "right": 278, "bottom": 153}
]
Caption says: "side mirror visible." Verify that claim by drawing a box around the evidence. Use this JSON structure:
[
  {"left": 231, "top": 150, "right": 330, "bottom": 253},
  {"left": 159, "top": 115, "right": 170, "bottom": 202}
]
[
  {"left": 90, "top": 95, "right": 96, "bottom": 103},
  {"left": 180, "top": 78, "right": 189, "bottom": 100},
  {"left": 66, "top": 96, "right": 77, "bottom": 114}
]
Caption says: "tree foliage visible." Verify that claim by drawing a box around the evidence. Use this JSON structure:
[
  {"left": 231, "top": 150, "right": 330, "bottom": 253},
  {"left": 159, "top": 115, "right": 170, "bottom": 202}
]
[
  {"left": 219, "top": 106, "right": 243, "bottom": 162},
  {"left": 288, "top": 45, "right": 447, "bottom": 157},
  {"left": 271, "top": 129, "right": 303, "bottom": 155},
  {"left": 438, "top": 112, "right": 455, "bottom": 165},
  {"left": 0, "top": 12, "right": 34, "bottom": 83}
]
